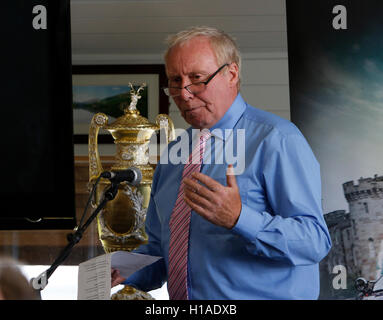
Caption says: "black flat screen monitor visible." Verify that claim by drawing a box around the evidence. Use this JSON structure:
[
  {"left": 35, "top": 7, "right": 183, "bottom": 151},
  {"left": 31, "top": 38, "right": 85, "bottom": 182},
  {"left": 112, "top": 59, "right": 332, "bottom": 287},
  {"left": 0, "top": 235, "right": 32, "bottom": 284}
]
[{"left": 0, "top": 0, "right": 76, "bottom": 229}]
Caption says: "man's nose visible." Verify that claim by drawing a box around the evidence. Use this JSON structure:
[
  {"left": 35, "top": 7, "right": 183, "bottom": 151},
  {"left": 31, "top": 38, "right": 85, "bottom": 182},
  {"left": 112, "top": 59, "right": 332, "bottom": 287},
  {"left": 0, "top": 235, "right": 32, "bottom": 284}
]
[
  {"left": 180, "top": 87, "right": 193, "bottom": 101},
  {"left": 179, "top": 81, "right": 194, "bottom": 101}
]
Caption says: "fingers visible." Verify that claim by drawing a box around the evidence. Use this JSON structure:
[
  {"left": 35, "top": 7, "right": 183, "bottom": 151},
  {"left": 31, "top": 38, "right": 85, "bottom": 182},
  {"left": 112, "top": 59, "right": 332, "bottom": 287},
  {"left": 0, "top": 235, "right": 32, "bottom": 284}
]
[
  {"left": 184, "top": 183, "right": 213, "bottom": 210},
  {"left": 182, "top": 166, "right": 242, "bottom": 229},
  {"left": 184, "top": 194, "right": 209, "bottom": 218},
  {"left": 226, "top": 164, "right": 238, "bottom": 188},
  {"left": 111, "top": 269, "right": 126, "bottom": 287},
  {"left": 183, "top": 192, "right": 219, "bottom": 226},
  {"left": 183, "top": 177, "right": 215, "bottom": 201},
  {"left": 190, "top": 172, "right": 223, "bottom": 191}
]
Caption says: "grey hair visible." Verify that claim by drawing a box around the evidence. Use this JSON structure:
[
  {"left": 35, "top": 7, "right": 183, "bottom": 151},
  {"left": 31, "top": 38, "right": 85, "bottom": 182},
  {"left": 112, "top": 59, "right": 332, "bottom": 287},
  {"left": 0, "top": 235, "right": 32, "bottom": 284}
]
[{"left": 164, "top": 26, "right": 241, "bottom": 89}]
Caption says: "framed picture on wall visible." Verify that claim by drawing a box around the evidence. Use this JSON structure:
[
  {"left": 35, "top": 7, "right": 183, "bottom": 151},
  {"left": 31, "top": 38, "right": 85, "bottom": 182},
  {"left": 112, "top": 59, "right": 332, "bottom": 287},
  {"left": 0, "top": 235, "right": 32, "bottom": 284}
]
[{"left": 72, "top": 65, "right": 169, "bottom": 144}]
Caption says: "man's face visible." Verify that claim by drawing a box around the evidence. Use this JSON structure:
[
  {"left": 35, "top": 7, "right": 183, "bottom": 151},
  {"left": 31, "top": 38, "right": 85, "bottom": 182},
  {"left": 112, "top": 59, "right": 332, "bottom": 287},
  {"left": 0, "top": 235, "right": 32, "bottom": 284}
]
[{"left": 165, "top": 37, "right": 238, "bottom": 129}]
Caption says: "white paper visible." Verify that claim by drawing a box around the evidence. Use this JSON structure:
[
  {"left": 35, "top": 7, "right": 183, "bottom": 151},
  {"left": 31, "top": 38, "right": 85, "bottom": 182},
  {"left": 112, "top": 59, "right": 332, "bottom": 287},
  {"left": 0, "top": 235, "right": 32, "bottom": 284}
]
[
  {"left": 77, "top": 253, "right": 111, "bottom": 300},
  {"left": 77, "top": 251, "right": 162, "bottom": 300},
  {"left": 111, "top": 251, "right": 162, "bottom": 279}
]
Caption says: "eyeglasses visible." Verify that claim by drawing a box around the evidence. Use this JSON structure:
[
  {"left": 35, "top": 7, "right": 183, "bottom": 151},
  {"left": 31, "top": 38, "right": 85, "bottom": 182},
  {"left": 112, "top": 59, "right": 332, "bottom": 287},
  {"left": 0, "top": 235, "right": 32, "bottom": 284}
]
[{"left": 163, "top": 64, "right": 229, "bottom": 97}]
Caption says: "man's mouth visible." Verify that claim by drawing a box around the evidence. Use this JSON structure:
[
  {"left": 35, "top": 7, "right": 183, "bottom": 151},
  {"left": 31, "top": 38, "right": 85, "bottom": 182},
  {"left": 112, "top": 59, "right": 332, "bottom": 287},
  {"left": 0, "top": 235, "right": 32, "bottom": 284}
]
[{"left": 184, "top": 106, "right": 202, "bottom": 113}]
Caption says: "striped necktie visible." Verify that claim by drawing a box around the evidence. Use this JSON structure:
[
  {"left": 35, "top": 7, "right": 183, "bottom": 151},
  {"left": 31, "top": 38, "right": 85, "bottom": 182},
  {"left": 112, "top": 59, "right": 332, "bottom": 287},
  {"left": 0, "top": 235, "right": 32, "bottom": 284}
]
[{"left": 168, "top": 130, "right": 211, "bottom": 300}]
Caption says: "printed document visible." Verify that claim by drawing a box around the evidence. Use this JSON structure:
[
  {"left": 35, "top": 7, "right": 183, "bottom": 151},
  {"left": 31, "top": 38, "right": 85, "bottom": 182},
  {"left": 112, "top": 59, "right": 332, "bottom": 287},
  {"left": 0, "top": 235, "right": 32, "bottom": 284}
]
[{"left": 77, "top": 251, "right": 162, "bottom": 300}]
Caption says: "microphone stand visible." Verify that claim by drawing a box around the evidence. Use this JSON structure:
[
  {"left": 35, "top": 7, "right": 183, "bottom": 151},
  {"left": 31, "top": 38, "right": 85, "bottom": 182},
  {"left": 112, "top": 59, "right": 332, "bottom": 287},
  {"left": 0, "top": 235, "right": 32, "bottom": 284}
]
[{"left": 31, "top": 181, "right": 120, "bottom": 297}]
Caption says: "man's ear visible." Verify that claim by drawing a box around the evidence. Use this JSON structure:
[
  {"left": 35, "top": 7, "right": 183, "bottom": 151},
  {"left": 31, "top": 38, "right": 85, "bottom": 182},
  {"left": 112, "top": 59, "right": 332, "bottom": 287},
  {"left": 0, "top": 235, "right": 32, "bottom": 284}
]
[{"left": 226, "top": 63, "right": 239, "bottom": 89}]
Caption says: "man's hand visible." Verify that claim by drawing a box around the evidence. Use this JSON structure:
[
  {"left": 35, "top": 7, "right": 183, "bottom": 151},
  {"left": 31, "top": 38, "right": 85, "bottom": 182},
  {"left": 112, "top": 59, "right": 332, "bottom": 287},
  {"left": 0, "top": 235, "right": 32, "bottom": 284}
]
[
  {"left": 183, "top": 164, "right": 242, "bottom": 229},
  {"left": 111, "top": 268, "right": 126, "bottom": 288}
]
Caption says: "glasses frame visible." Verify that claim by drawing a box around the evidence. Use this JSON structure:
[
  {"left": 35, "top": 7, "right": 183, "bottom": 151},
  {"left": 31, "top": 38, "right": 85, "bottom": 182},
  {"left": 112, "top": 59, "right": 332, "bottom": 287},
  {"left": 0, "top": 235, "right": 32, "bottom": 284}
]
[{"left": 163, "top": 63, "right": 229, "bottom": 97}]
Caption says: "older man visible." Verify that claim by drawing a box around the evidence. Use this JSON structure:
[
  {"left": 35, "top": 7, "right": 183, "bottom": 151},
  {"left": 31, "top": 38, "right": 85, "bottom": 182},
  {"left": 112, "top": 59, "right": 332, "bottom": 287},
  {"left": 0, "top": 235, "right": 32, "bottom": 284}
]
[{"left": 112, "top": 26, "right": 331, "bottom": 300}]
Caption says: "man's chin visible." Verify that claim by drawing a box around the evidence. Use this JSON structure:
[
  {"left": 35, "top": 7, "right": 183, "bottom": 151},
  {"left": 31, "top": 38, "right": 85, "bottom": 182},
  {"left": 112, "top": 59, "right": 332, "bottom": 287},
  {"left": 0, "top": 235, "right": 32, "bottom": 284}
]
[
  {"left": 182, "top": 107, "right": 213, "bottom": 128},
  {"left": 184, "top": 115, "right": 205, "bottom": 129}
]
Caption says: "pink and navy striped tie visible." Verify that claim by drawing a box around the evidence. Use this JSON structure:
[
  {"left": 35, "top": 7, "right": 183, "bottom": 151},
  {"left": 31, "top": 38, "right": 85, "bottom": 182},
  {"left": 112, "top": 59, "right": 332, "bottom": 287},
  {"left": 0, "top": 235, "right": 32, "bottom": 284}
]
[{"left": 168, "top": 130, "right": 211, "bottom": 300}]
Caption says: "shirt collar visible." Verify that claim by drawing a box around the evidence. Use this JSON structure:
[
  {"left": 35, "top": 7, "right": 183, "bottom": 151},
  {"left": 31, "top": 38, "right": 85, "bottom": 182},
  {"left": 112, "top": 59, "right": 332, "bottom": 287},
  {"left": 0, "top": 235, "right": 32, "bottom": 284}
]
[
  {"left": 187, "top": 93, "right": 246, "bottom": 143},
  {"left": 209, "top": 93, "right": 246, "bottom": 141}
]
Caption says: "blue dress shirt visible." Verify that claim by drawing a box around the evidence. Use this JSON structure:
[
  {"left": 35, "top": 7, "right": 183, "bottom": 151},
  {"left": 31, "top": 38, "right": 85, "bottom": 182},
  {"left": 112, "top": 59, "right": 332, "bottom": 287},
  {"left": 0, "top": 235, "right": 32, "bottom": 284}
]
[{"left": 124, "top": 93, "right": 332, "bottom": 300}]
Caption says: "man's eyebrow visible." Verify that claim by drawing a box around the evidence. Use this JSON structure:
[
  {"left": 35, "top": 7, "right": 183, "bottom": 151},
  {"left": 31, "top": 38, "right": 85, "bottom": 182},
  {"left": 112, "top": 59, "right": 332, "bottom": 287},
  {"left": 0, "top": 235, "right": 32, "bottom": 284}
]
[
  {"left": 168, "top": 70, "right": 209, "bottom": 77},
  {"left": 190, "top": 70, "right": 209, "bottom": 76}
]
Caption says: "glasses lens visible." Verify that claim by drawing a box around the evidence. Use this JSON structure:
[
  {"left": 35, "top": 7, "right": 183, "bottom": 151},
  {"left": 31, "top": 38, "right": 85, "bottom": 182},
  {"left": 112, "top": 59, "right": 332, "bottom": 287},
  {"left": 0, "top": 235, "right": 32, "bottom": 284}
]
[
  {"left": 164, "top": 82, "right": 207, "bottom": 97},
  {"left": 187, "top": 83, "right": 206, "bottom": 95},
  {"left": 163, "top": 87, "right": 178, "bottom": 97}
]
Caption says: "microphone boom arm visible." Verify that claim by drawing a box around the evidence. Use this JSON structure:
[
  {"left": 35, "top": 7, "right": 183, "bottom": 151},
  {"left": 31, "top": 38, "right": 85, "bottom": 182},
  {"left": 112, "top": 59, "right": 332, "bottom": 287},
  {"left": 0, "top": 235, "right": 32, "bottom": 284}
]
[{"left": 31, "top": 181, "right": 120, "bottom": 292}]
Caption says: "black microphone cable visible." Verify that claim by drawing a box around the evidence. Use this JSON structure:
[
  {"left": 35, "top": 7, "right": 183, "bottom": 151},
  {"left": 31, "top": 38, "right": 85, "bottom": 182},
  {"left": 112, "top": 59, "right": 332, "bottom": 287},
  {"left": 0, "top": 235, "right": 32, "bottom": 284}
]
[{"left": 75, "top": 174, "right": 103, "bottom": 232}]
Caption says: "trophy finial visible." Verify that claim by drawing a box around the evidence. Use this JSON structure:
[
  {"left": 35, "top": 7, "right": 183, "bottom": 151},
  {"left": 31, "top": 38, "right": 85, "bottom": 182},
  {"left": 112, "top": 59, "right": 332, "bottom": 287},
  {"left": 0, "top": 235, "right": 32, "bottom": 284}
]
[{"left": 126, "top": 82, "right": 147, "bottom": 112}]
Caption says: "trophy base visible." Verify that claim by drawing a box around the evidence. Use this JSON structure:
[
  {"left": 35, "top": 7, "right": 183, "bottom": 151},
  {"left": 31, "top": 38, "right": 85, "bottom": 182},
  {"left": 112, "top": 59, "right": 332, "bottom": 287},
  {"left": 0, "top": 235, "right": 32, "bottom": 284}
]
[
  {"left": 100, "top": 237, "right": 148, "bottom": 253},
  {"left": 111, "top": 285, "right": 154, "bottom": 300}
]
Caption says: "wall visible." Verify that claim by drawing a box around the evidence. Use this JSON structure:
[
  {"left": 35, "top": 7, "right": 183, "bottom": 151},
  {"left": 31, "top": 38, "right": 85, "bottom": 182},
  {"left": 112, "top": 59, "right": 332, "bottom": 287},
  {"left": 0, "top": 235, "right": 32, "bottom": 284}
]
[{"left": 73, "top": 51, "right": 290, "bottom": 133}]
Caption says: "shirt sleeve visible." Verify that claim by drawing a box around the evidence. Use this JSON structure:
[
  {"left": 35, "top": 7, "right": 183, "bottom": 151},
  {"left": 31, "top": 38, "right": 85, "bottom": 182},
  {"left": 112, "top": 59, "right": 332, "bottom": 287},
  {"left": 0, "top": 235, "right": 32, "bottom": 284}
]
[
  {"left": 123, "top": 164, "right": 167, "bottom": 292},
  {"left": 232, "top": 131, "right": 332, "bottom": 266}
]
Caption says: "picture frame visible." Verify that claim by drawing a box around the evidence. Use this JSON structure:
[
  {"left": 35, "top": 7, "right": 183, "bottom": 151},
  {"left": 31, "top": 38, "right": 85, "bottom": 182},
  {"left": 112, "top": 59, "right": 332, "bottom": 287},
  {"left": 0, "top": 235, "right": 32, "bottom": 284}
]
[{"left": 72, "top": 65, "right": 169, "bottom": 144}]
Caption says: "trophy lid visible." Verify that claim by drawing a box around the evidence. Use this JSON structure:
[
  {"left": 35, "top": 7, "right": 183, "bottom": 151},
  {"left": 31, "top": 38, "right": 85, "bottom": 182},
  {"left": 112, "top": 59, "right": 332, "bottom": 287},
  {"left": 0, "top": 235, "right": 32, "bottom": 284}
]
[
  {"left": 104, "top": 107, "right": 158, "bottom": 130},
  {"left": 103, "top": 83, "right": 158, "bottom": 131}
]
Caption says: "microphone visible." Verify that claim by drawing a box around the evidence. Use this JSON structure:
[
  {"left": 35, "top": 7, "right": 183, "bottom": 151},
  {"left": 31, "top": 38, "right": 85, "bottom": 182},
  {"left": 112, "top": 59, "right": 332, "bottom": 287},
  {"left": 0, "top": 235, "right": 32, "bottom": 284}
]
[{"left": 100, "top": 167, "right": 142, "bottom": 186}]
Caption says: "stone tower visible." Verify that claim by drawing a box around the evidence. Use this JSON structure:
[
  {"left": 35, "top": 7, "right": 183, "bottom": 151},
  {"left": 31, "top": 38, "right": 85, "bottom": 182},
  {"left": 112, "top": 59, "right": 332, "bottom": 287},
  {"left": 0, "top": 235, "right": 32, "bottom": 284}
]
[{"left": 343, "top": 175, "right": 383, "bottom": 280}]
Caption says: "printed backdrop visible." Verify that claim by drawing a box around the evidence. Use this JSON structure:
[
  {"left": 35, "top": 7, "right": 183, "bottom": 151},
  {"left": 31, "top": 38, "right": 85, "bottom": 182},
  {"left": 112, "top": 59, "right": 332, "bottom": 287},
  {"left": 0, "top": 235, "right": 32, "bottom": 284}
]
[{"left": 286, "top": 0, "right": 383, "bottom": 299}]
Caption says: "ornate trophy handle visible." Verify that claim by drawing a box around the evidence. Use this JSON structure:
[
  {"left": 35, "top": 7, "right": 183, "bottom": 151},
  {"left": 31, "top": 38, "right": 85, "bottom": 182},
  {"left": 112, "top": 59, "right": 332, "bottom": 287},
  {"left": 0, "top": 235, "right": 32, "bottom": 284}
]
[
  {"left": 155, "top": 114, "right": 175, "bottom": 144},
  {"left": 89, "top": 113, "right": 109, "bottom": 183}
]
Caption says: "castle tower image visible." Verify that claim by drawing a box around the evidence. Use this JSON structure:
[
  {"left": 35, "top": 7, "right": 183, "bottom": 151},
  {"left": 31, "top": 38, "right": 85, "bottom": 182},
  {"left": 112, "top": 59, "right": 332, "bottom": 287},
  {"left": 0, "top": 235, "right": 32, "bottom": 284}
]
[
  {"left": 320, "top": 174, "right": 383, "bottom": 299},
  {"left": 342, "top": 175, "right": 383, "bottom": 280}
]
